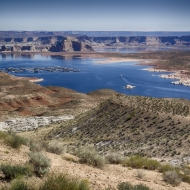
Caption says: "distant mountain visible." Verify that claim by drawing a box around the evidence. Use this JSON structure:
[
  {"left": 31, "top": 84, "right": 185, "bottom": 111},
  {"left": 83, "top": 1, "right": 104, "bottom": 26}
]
[
  {"left": 1, "top": 31, "right": 190, "bottom": 38},
  {"left": 67, "top": 31, "right": 190, "bottom": 37}
]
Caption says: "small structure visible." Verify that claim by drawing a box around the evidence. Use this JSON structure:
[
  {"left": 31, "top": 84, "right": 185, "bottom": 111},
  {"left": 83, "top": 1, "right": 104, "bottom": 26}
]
[{"left": 126, "top": 84, "right": 136, "bottom": 89}]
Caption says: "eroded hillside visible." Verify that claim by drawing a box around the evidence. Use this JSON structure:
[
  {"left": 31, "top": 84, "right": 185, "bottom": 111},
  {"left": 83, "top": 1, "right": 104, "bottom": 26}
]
[{"left": 47, "top": 91, "right": 190, "bottom": 164}]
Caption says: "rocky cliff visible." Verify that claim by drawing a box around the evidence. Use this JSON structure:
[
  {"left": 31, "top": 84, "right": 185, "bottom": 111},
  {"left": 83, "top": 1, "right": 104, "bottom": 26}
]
[
  {"left": 49, "top": 37, "right": 93, "bottom": 52},
  {"left": 0, "top": 36, "right": 93, "bottom": 52},
  {"left": 90, "top": 36, "right": 190, "bottom": 46},
  {"left": 1, "top": 35, "right": 190, "bottom": 46}
]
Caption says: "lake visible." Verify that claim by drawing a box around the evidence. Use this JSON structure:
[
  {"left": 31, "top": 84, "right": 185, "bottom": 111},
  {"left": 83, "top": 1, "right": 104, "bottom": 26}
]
[
  {"left": 0, "top": 53, "right": 190, "bottom": 100},
  {"left": 94, "top": 46, "right": 190, "bottom": 53}
]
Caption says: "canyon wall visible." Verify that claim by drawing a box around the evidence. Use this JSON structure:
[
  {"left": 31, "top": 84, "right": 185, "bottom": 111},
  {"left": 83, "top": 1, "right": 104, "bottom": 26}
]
[{"left": 0, "top": 35, "right": 190, "bottom": 47}]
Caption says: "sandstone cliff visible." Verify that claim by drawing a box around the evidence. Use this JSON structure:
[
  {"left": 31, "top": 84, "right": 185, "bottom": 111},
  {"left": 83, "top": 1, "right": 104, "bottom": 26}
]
[{"left": 49, "top": 37, "right": 93, "bottom": 52}]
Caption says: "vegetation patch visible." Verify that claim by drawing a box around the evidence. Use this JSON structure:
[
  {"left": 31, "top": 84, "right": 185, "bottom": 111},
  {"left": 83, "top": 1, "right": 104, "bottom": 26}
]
[
  {"left": 29, "top": 152, "right": 51, "bottom": 177},
  {"left": 43, "top": 141, "right": 64, "bottom": 155},
  {"left": 0, "top": 164, "right": 33, "bottom": 181},
  {"left": 0, "top": 131, "right": 26, "bottom": 149},
  {"left": 163, "top": 170, "right": 181, "bottom": 186},
  {"left": 122, "top": 155, "right": 160, "bottom": 170},
  {"left": 39, "top": 173, "right": 90, "bottom": 190},
  {"left": 74, "top": 146, "right": 106, "bottom": 169},
  {"left": 117, "top": 182, "right": 151, "bottom": 190}
]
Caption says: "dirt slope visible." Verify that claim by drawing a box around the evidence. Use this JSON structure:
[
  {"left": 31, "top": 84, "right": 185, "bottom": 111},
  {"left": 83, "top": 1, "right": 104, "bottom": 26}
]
[{"left": 1, "top": 143, "right": 190, "bottom": 190}]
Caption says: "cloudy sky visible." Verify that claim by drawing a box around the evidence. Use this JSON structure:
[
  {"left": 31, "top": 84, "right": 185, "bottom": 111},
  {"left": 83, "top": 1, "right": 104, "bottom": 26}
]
[{"left": 0, "top": 0, "right": 190, "bottom": 31}]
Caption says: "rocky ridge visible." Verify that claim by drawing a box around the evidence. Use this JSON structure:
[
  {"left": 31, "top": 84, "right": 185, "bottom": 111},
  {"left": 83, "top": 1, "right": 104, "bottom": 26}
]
[
  {"left": 1, "top": 35, "right": 190, "bottom": 47},
  {"left": 0, "top": 36, "right": 94, "bottom": 52}
]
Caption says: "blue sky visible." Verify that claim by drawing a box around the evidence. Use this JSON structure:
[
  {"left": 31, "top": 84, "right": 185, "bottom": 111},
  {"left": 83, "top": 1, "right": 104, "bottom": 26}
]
[{"left": 0, "top": 0, "right": 190, "bottom": 31}]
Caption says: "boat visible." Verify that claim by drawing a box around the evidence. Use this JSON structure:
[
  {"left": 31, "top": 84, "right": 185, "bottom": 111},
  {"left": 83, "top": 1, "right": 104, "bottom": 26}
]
[{"left": 126, "top": 84, "right": 136, "bottom": 89}]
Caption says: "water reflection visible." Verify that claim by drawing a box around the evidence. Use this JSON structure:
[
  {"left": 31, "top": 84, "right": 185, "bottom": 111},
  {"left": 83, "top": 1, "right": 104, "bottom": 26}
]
[
  {"left": 50, "top": 55, "right": 81, "bottom": 60},
  {"left": 0, "top": 53, "right": 35, "bottom": 59},
  {"left": 94, "top": 46, "right": 190, "bottom": 53}
]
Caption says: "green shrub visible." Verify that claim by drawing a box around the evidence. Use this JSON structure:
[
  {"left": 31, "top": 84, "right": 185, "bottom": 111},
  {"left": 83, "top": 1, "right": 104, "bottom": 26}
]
[
  {"left": 143, "top": 159, "right": 160, "bottom": 170},
  {"left": 0, "top": 164, "right": 33, "bottom": 181},
  {"left": 122, "top": 155, "right": 145, "bottom": 169},
  {"left": 5, "top": 134, "right": 26, "bottom": 149},
  {"left": 7, "top": 179, "right": 34, "bottom": 190},
  {"left": 29, "top": 152, "right": 51, "bottom": 177},
  {"left": 43, "top": 142, "right": 64, "bottom": 155},
  {"left": 0, "top": 131, "right": 8, "bottom": 140},
  {"left": 158, "top": 164, "right": 175, "bottom": 173},
  {"left": 117, "top": 182, "right": 133, "bottom": 190},
  {"left": 123, "top": 155, "right": 160, "bottom": 170},
  {"left": 163, "top": 170, "right": 181, "bottom": 186},
  {"left": 75, "top": 146, "right": 106, "bottom": 169},
  {"left": 105, "top": 154, "right": 124, "bottom": 164},
  {"left": 39, "top": 173, "right": 90, "bottom": 190},
  {"left": 117, "top": 182, "right": 151, "bottom": 190},
  {"left": 134, "top": 184, "right": 151, "bottom": 190},
  {"left": 0, "top": 131, "right": 26, "bottom": 149}
]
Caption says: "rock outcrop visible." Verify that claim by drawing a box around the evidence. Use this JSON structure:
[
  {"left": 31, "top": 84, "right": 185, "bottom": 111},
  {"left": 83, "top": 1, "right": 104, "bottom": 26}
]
[
  {"left": 49, "top": 37, "right": 93, "bottom": 52},
  {"left": 90, "top": 36, "right": 190, "bottom": 46},
  {"left": 0, "top": 36, "right": 93, "bottom": 52}
]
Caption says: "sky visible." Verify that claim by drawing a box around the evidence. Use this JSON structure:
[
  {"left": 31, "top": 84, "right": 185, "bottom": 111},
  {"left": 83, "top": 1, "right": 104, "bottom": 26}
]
[{"left": 0, "top": 0, "right": 190, "bottom": 31}]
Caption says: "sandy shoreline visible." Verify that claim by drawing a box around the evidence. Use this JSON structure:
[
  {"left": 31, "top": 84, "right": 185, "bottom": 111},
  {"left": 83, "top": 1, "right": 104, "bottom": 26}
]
[
  {"left": 143, "top": 68, "right": 190, "bottom": 87},
  {"left": 97, "top": 57, "right": 141, "bottom": 64},
  {"left": 14, "top": 76, "right": 44, "bottom": 83},
  {"left": 9, "top": 74, "right": 43, "bottom": 83}
]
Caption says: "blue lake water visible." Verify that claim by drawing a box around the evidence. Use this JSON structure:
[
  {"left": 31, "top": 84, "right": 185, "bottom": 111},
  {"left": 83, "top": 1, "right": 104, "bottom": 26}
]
[
  {"left": 0, "top": 53, "right": 190, "bottom": 100},
  {"left": 94, "top": 46, "right": 190, "bottom": 53}
]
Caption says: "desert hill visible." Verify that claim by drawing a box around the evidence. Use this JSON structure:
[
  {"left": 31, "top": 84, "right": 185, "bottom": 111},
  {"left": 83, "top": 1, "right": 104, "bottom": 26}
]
[
  {"left": 1, "top": 72, "right": 190, "bottom": 189},
  {"left": 0, "top": 72, "right": 99, "bottom": 121},
  {"left": 47, "top": 91, "right": 190, "bottom": 164}
]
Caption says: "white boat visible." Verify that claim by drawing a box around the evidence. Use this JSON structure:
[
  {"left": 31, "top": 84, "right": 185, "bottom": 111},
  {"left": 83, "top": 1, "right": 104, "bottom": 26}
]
[{"left": 126, "top": 84, "right": 136, "bottom": 89}]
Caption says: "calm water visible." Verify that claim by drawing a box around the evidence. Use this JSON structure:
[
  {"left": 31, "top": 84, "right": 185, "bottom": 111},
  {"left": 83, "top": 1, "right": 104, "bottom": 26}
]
[
  {"left": 0, "top": 53, "right": 190, "bottom": 100},
  {"left": 94, "top": 46, "right": 190, "bottom": 53}
]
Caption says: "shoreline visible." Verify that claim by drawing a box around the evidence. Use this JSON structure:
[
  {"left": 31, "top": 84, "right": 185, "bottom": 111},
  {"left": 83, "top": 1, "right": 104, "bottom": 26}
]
[
  {"left": 10, "top": 75, "right": 43, "bottom": 83},
  {"left": 1, "top": 51, "right": 190, "bottom": 87},
  {"left": 142, "top": 68, "right": 190, "bottom": 87},
  {"left": 97, "top": 57, "right": 141, "bottom": 64}
]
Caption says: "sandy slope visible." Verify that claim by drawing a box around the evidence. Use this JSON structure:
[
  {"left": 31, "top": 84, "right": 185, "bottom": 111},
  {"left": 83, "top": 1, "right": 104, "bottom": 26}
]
[{"left": 1, "top": 143, "right": 190, "bottom": 190}]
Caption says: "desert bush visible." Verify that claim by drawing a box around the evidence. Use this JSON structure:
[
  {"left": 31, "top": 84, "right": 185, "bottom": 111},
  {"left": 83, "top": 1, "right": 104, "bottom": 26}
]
[
  {"left": 134, "top": 184, "right": 151, "bottom": 190},
  {"left": 5, "top": 134, "right": 26, "bottom": 149},
  {"left": 39, "top": 173, "right": 90, "bottom": 190},
  {"left": 105, "top": 153, "right": 124, "bottom": 164},
  {"left": 179, "top": 173, "right": 190, "bottom": 184},
  {"left": 0, "top": 131, "right": 8, "bottom": 140},
  {"left": 43, "top": 141, "right": 64, "bottom": 155},
  {"left": 123, "top": 155, "right": 160, "bottom": 170},
  {"left": 29, "top": 152, "right": 51, "bottom": 177},
  {"left": 117, "top": 182, "right": 132, "bottom": 190},
  {"left": 0, "top": 164, "right": 33, "bottom": 181},
  {"left": 75, "top": 146, "right": 106, "bottom": 169},
  {"left": 4, "top": 179, "right": 35, "bottom": 190},
  {"left": 143, "top": 159, "right": 160, "bottom": 170},
  {"left": 158, "top": 164, "right": 175, "bottom": 173},
  {"left": 136, "top": 169, "right": 145, "bottom": 179},
  {"left": 117, "top": 182, "right": 151, "bottom": 190},
  {"left": 28, "top": 140, "right": 43, "bottom": 152},
  {"left": 0, "top": 131, "right": 26, "bottom": 149},
  {"left": 123, "top": 155, "right": 145, "bottom": 169},
  {"left": 163, "top": 170, "right": 181, "bottom": 186}
]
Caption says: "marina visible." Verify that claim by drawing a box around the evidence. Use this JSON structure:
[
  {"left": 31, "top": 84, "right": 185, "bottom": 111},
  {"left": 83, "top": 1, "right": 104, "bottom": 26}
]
[{"left": 0, "top": 66, "right": 81, "bottom": 73}]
